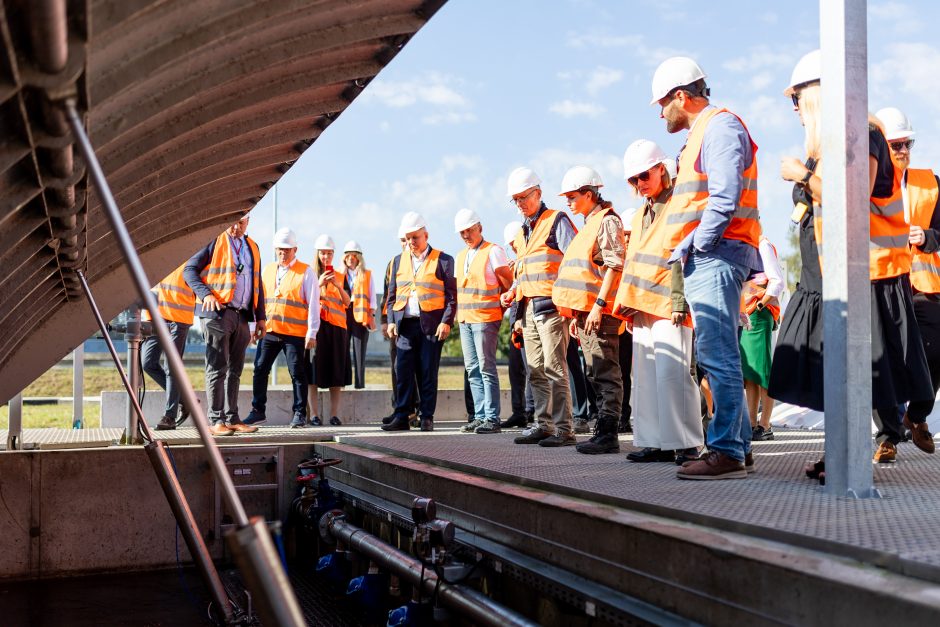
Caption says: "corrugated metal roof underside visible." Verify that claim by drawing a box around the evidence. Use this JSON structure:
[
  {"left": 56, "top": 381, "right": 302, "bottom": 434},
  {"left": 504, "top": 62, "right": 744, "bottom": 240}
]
[{"left": 0, "top": 0, "right": 446, "bottom": 403}]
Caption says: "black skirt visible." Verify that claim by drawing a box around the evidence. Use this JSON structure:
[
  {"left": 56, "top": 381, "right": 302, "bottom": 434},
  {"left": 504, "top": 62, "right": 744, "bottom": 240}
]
[
  {"left": 307, "top": 320, "right": 349, "bottom": 388},
  {"left": 768, "top": 284, "right": 824, "bottom": 411}
]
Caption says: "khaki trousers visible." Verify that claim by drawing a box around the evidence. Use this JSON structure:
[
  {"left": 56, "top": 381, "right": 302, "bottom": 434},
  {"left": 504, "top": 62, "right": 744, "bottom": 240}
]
[{"left": 523, "top": 306, "right": 572, "bottom": 435}]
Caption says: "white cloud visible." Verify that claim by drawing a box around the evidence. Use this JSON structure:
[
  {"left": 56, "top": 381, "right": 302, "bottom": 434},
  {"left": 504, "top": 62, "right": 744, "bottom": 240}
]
[
  {"left": 587, "top": 66, "right": 624, "bottom": 94},
  {"left": 749, "top": 71, "right": 773, "bottom": 91},
  {"left": 869, "top": 2, "right": 921, "bottom": 32},
  {"left": 422, "top": 111, "right": 477, "bottom": 125},
  {"left": 723, "top": 46, "right": 794, "bottom": 74},
  {"left": 549, "top": 100, "right": 606, "bottom": 118},
  {"left": 566, "top": 32, "right": 641, "bottom": 49},
  {"left": 361, "top": 71, "right": 475, "bottom": 125},
  {"left": 871, "top": 42, "right": 940, "bottom": 117}
]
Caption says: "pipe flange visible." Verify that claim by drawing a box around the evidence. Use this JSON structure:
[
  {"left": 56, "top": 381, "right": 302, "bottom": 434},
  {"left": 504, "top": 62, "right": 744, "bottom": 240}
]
[{"left": 318, "top": 509, "right": 345, "bottom": 544}]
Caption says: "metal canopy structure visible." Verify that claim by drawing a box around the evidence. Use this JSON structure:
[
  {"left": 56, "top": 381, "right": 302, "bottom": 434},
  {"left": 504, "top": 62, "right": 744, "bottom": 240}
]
[{"left": 0, "top": 0, "right": 445, "bottom": 405}]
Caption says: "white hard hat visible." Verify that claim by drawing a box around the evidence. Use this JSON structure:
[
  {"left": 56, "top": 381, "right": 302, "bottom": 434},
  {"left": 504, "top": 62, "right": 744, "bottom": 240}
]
[
  {"left": 507, "top": 167, "right": 541, "bottom": 197},
  {"left": 343, "top": 240, "right": 363, "bottom": 253},
  {"left": 875, "top": 107, "right": 915, "bottom": 141},
  {"left": 784, "top": 49, "right": 821, "bottom": 96},
  {"left": 272, "top": 227, "right": 297, "bottom": 248},
  {"left": 398, "top": 211, "right": 427, "bottom": 238},
  {"left": 650, "top": 56, "right": 707, "bottom": 105},
  {"left": 454, "top": 208, "right": 481, "bottom": 232},
  {"left": 503, "top": 221, "right": 522, "bottom": 247},
  {"left": 559, "top": 166, "right": 604, "bottom": 195},
  {"left": 623, "top": 139, "right": 670, "bottom": 181},
  {"left": 314, "top": 234, "right": 335, "bottom": 251}
]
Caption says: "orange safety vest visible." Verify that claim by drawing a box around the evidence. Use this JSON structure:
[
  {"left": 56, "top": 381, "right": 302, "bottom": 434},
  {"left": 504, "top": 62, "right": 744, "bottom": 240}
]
[
  {"left": 349, "top": 268, "right": 374, "bottom": 324},
  {"left": 813, "top": 130, "right": 910, "bottom": 280},
  {"left": 393, "top": 248, "right": 445, "bottom": 312},
  {"left": 198, "top": 233, "right": 261, "bottom": 310},
  {"left": 907, "top": 168, "right": 940, "bottom": 293},
  {"left": 142, "top": 264, "right": 196, "bottom": 325},
  {"left": 513, "top": 209, "right": 567, "bottom": 298},
  {"left": 663, "top": 107, "right": 760, "bottom": 250},
  {"left": 319, "top": 268, "right": 347, "bottom": 329},
  {"left": 552, "top": 207, "right": 622, "bottom": 317},
  {"left": 262, "top": 261, "right": 310, "bottom": 337},
  {"left": 455, "top": 242, "right": 503, "bottom": 323},
  {"left": 615, "top": 199, "right": 692, "bottom": 327}
]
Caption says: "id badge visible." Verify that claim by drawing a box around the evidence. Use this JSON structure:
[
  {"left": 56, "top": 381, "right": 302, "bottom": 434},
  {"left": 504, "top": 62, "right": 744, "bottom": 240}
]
[
  {"left": 790, "top": 202, "right": 809, "bottom": 223},
  {"left": 236, "top": 262, "right": 245, "bottom": 273}
]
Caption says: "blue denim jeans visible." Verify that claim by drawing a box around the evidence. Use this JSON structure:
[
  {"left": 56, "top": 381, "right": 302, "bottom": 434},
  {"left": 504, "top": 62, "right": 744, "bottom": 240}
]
[
  {"left": 683, "top": 251, "right": 751, "bottom": 461},
  {"left": 459, "top": 321, "right": 502, "bottom": 423}
]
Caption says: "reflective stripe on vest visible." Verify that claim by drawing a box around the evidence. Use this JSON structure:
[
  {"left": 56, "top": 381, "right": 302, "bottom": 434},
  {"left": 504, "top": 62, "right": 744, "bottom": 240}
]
[
  {"left": 198, "top": 233, "right": 261, "bottom": 310},
  {"left": 614, "top": 197, "right": 692, "bottom": 327},
  {"left": 552, "top": 207, "right": 621, "bottom": 317},
  {"left": 907, "top": 169, "right": 940, "bottom": 293},
  {"left": 456, "top": 241, "right": 502, "bottom": 323},
  {"left": 663, "top": 107, "right": 760, "bottom": 250},
  {"left": 351, "top": 269, "right": 373, "bottom": 324},
  {"left": 262, "top": 261, "right": 309, "bottom": 337},
  {"left": 393, "top": 249, "right": 445, "bottom": 312},
  {"left": 142, "top": 264, "right": 196, "bottom": 325},
  {"left": 513, "top": 209, "right": 566, "bottom": 298}
]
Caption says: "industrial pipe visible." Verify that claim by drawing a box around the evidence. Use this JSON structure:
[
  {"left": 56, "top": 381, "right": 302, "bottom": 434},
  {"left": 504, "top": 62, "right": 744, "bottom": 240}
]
[{"left": 323, "top": 513, "right": 538, "bottom": 627}]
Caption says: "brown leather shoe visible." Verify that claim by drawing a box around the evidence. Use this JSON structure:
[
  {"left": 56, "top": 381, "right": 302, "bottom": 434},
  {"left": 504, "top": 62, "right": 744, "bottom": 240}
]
[
  {"left": 209, "top": 423, "right": 235, "bottom": 436},
  {"left": 873, "top": 441, "right": 897, "bottom": 463},
  {"left": 229, "top": 422, "right": 259, "bottom": 434},
  {"left": 744, "top": 451, "right": 755, "bottom": 474},
  {"left": 903, "top": 414, "right": 935, "bottom": 454},
  {"left": 676, "top": 451, "right": 747, "bottom": 480}
]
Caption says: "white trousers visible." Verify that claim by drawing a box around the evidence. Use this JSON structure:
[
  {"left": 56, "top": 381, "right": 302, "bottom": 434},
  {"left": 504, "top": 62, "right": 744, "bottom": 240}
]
[{"left": 631, "top": 312, "right": 703, "bottom": 450}]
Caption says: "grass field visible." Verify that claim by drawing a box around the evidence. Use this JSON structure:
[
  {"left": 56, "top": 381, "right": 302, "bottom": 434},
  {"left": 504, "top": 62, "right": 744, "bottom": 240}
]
[{"left": 0, "top": 364, "right": 510, "bottom": 430}]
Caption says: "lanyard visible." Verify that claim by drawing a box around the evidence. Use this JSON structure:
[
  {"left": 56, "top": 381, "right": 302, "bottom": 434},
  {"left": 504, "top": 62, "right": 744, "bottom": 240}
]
[{"left": 232, "top": 237, "right": 245, "bottom": 273}]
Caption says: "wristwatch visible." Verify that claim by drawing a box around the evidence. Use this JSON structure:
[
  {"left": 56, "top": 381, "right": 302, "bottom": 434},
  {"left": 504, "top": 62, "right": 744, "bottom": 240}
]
[{"left": 594, "top": 298, "right": 607, "bottom": 309}]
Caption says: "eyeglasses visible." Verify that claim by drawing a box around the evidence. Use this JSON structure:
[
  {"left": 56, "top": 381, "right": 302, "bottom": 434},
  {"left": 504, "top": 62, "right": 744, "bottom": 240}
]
[
  {"left": 510, "top": 188, "right": 538, "bottom": 207},
  {"left": 628, "top": 170, "right": 654, "bottom": 187},
  {"left": 790, "top": 93, "right": 801, "bottom": 108},
  {"left": 890, "top": 139, "right": 915, "bottom": 151}
]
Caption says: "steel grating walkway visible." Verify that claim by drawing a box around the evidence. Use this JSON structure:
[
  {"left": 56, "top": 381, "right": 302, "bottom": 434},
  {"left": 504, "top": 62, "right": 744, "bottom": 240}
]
[{"left": 332, "top": 428, "right": 940, "bottom": 577}]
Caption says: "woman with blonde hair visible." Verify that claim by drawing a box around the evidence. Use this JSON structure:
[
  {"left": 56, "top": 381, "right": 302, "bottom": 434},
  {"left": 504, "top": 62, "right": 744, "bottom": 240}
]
[
  {"left": 771, "top": 50, "right": 933, "bottom": 478},
  {"left": 614, "top": 139, "right": 702, "bottom": 465},
  {"left": 341, "top": 240, "right": 376, "bottom": 389},
  {"left": 306, "top": 234, "right": 350, "bottom": 426}
]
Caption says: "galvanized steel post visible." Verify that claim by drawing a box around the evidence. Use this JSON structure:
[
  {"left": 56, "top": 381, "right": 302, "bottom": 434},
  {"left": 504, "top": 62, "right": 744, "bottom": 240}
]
[
  {"left": 72, "top": 344, "right": 84, "bottom": 429},
  {"left": 820, "top": 0, "right": 878, "bottom": 498}
]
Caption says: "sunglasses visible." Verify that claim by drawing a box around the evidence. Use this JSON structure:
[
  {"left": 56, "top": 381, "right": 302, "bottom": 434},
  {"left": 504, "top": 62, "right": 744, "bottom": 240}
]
[
  {"left": 628, "top": 170, "right": 653, "bottom": 187},
  {"left": 890, "top": 139, "right": 915, "bottom": 151},
  {"left": 791, "top": 93, "right": 801, "bottom": 107}
]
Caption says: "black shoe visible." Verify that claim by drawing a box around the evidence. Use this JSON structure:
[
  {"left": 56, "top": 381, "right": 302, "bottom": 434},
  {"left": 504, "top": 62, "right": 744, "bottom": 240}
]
[
  {"left": 329, "top": 416, "right": 342, "bottom": 426},
  {"left": 474, "top": 421, "right": 501, "bottom": 434},
  {"left": 243, "top": 409, "right": 267, "bottom": 426},
  {"left": 752, "top": 425, "right": 774, "bottom": 441},
  {"left": 381, "top": 417, "right": 411, "bottom": 431},
  {"left": 573, "top": 417, "right": 591, "bottom": 434},
  {"left": 309, "top": 415, "right": 322, "bottom": 426},
  {"left": 514, "top": 428, "right": 551, "bottom": 444},
  {"left": 745, "top": 451, "right": 755, "bottom": 474},
  {"left": 539, "top": 433, "right": 577, "bottom": 447},
  {"left": 154, "top": 415, "right": 176, "bottom": 431},
  {"left": 420, "top": 418, "right": 434, "bottom": 432},
  {"left": 461, "top": 419, "right": 484, "bottom": 433},
  {"left": 627, "top": 447, "right": 675, "bottom": 463},
  {"left": 575, "top": 432, "right": 620, "bottom": 454},
  {"left": 499, "top": 414, "right": 528, "bottom": 429},
  {"left": 617, "top": 418, "right": 632, "bottom": 434},
  {"left": 675, "top": 447, "right": 702, "bottom": 466},
  {"left": 381, "top": 415, "right": 395, "bottom": 425}
]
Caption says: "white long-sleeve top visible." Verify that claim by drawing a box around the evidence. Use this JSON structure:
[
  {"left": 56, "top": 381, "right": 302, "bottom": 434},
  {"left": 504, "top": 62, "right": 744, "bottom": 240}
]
[{"left": 751, "top": 238, "right": 784, "bottom": 299}]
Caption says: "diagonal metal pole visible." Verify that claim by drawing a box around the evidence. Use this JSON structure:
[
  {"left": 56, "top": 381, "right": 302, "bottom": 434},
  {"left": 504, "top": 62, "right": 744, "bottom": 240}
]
[
  {"left": 820, "top": 0, "right": 878, "bottom": 498},
  {"left": 64, "top": 100, "right": 305, "bottom": 626},
  {"left": 77, "top": 270, "right": 235, "bottom": 624}
]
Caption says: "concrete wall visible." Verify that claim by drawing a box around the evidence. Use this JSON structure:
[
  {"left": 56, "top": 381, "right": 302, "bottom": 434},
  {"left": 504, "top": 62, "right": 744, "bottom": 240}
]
[
  {"left": 101, "top": 389, "right": 513, "bottom": 427},
  {"left": 0, "top": 443, "right": 317, "bottom": 580}
]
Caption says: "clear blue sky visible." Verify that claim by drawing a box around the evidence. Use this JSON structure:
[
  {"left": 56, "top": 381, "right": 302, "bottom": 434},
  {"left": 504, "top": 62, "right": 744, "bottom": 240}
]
[{"left": 246, "top": 0, "right": 940, "bottom": 273}]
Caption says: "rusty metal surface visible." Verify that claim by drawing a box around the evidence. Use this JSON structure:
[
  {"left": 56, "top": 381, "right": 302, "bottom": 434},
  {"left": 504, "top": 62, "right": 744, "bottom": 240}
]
[
  {"left": 0, "top": 0, "right": 446, "bottom": 405},
  {"left": 333, "top": 429, "right": 940, "bottom": 576}
]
